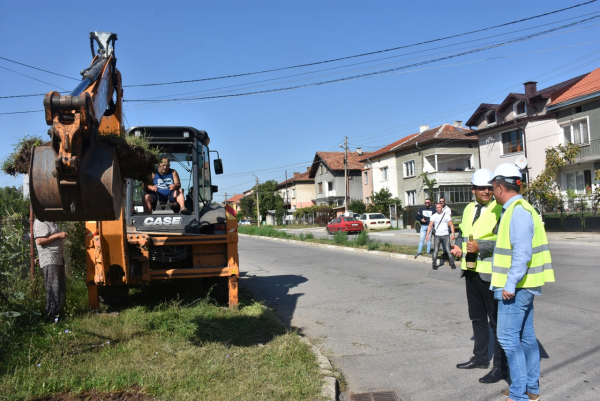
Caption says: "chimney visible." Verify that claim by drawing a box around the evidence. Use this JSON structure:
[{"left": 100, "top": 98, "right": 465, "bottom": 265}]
[
  {"left": 523, "top": 81, "right": 537, "bottom": 95},
  {"left": 453, "top": 120, "right": 462, "bottom": 128},
  {"left": 419, "top": 125, "right": 429, "bottom": 133},
  {"left": 307, "top": 167, "right": 311, "bottom": 172},
  {"left": 293, "top": 172, "right": 299, "bottom": 178}
]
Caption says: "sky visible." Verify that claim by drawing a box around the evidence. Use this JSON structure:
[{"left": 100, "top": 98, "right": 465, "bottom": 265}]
[{"left": 1, "top": 0, "right": 600, "bottom": 203}]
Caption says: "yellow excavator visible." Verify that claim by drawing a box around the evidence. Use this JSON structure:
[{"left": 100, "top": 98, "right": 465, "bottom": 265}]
[{"left": 29, "top": 32, "right": 239, "bottom": 308}]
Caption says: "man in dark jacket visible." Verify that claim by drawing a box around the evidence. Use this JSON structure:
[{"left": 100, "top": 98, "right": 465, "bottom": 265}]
[{"left": 415, "top": 198, "right": 435, "bottom": 258}]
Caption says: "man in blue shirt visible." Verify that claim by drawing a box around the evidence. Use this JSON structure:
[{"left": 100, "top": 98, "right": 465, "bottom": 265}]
[
  {"left": 489, "top": 163, "right": 542, "bottom": 401},
  {"left": 415, "top": 198, "right": 434, "bottom": 258},
  {"left": 143, "top": 158, "right": 190, "bottom": 214}
]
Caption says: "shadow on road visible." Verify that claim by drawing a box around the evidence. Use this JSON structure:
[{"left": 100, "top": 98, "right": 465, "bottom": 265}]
[{"left": 241, "top": 272, "right": 308, "bottom": 327}]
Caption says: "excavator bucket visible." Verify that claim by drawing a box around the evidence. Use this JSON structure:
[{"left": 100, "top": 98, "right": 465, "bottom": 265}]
[{"left": 29, "top": 141, "right": 122, "bottom": 222}]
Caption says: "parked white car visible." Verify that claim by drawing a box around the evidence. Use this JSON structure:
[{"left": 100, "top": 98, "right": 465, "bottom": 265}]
[{"left": 359, "top": 213, "right": 391, "bottom": 230}]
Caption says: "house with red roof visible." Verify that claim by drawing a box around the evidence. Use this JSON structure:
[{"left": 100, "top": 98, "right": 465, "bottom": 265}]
[
  {"left": 308, "top": 151, "right": 374, "bottom": 211},
  {"left": 277, "top": 167, "right": 315, "bottom": 211},
  {"left": 546, "top": 67, "right": 600, "bottom": 194},
  {"left": 359, "top": 122, "right": 478, "bottom": 206},
  {"left": 226, "top": 193, "right": 244, "bottom": 215},
  {"left": 465, "top": 75, "right": 587, "bottom": 185}
]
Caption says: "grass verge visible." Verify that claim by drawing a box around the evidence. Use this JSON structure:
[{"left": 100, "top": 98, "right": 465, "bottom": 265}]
[
  {"left": 0, "top": 278, "right": 323, "bottom": 401},
  {"left": 238, "top": 226, "right": 419, "bottom": 255}
]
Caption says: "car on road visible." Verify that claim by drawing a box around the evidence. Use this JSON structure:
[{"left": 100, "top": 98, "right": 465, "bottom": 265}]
[
  {"left": 359, "top": 213, "right": 391, "bottom": 230},
  {"left": 326, "top": 216, "right": 364, "bottom": 234},
  {"left": 239, "top": 219, "right": 257, "bottom": 226}
]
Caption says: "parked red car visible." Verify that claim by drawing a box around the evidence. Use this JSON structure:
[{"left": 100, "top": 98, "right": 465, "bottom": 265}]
[{"left": 326, "top": 216, "right": 364, "bottom": 234}]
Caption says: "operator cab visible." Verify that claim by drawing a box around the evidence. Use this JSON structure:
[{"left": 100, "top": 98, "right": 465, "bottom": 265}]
[{"left": 124, "top": 126, "right": 225, "bottom": 235}]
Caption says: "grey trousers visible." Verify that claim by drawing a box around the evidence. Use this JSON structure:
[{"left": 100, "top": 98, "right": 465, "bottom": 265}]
[
  {"left": 42, "top": 264, "right": 66, "bottom": 318},
  {"left": 433, "top": 235, "right": 455, "bottom": 266}
]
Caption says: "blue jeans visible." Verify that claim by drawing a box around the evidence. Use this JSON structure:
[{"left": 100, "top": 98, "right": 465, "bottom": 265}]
[
  {"left": 417, "top": 224, "right": 431, "bottom": 254},
  {"left": 496, "top": 289, "right": 540, "bottom": 401}
]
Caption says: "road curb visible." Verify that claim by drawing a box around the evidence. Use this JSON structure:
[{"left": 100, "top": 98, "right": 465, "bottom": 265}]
[
  {"left": 261, "top": 305, "right": 338, "bottom": 401},
  {"left": 239, "top": 233, "right": 442, "bottom": 266}
]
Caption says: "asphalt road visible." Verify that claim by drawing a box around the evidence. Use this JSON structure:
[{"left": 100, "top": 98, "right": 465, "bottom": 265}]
[{"left": 239, "top": 234, "right": 600, "bottom": 401}]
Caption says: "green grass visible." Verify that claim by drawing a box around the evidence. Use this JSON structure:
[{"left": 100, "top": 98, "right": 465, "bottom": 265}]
[
  {"left": 238, "top": 226, "right": 419, "bottom": 256},
  {"left": 0, "top": 278, "right": 323, "bottom": 401}
]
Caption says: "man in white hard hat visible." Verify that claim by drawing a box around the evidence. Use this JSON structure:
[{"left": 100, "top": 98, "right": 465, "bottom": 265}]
[
  {"left": 488, "top": 163, "right": 554, "bottom": 401},
  {"left": 450, "top": 168, "right": 507, "bottom": 383}
]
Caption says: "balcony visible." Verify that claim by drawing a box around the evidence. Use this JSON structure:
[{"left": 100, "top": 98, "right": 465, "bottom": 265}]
[
  {"left": 574, "top": 139, "right": 600, "bottom": 162},
  {"left": 425, "top": 171, "right": 474, "bottom": 186},
  {"left": 422, "top": 153, "right": 475, "bottom": 178}
]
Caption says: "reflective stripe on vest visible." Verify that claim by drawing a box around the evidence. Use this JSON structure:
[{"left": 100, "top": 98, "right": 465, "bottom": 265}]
[
  {"left": 458, "top": 200, "right": 501, "bottom": 274},
  {"left": 491, "top": 199, "right": 555, "bottom": 288}
]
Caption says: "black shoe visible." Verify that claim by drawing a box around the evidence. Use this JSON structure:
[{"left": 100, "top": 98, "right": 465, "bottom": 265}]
[
  {"left": 450, "top": 264, "right": 457, "bottom": 269},
  {"left": 479, "top": 367, "right": 504, "bottom": 383},
  {"left": 180, "top": 208, "right": 191, "bottom": 215},
  {"left": 456, "top": 358, "right": 489, "bottom": 369},
  {"left": 415, "top": 253, "right": 419, "bottom": 259},
  {"left": 432, "top": 264, "right": 438, "bottom": 270}
]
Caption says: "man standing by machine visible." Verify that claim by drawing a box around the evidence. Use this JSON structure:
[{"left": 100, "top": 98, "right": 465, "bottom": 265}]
[
  {"left": 489, "top": 163, "right": 554, "bottom": 401},
  {"left": 450, "top": 169, "right": 507, "bottom": 383},
  {"left": 415, "top": 198, "right": 434, "bottom": 258},
  {"left": 143, "top": 157, "right": 190, "bottom": 214},
  {"left": 33, "top": 219, "right": 68, "bottom": 322}
]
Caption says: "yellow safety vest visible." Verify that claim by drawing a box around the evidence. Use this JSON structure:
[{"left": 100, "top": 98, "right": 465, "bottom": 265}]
[
  {"left": 458, "top": 200, "right": 502, "bottom": 274},
  {"left": 491, "top": 198, "right": 555, "bottom": 288}
]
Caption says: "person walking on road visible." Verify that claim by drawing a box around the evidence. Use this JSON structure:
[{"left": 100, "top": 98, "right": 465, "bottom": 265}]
[
  {"left": 415, "top": 198, "right": 435, "bottom": 258},
  {"left": 489, "top": 163, "right": 554, "bottom": 401},
  {"left": 33, "top": 219, "right": 68, "bottom": 322},
  {"left": 450, "top": 169, "right": 508, "bottom": 383},
  {"left": 426, "top": 202, "right": 456, "bottom": 270}
]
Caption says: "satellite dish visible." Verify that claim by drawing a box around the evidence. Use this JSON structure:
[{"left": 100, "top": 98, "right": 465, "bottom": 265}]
[{"left": 515, "top": 156, "right": 528, "bottom": 169}]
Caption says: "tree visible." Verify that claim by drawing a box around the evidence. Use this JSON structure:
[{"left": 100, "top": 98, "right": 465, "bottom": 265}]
[
  {"left": 239, "top": 195, "right": 256, "bottom": 219},
  {"left": 417, "top": 172, "right": 437, "bottom": 200},
  {"left": 348, "top": 198, "right": 366, "bottom": 215},
  {"left": 366, "top": 188, "right": 402, "bottom": 216},
  {"left": 239, "top": 180, "right": 285, "bottom": 222},
  {"left": 0, "top": 186, "right": 29, "bottom": 217}
]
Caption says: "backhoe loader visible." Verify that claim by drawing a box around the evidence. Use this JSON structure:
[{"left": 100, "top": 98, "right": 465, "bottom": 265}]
[{"left": 29, "top": 32, "right": 239, "bottom": 307}]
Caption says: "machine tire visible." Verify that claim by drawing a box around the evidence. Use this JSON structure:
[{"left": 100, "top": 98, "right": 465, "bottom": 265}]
[{"left": 98, "top": 285, "right": 129, "bottom": 306}]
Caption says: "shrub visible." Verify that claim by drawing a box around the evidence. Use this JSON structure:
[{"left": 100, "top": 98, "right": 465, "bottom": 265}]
[
  {"left": 305, "top": 232, "right": 314, "bottom": 240},
  {"left": 333, "top": 231, "right": 348, "bottom": 246},
  {"left": 353, "top": 231, "right": 369, "bottom": 246},
  {"left": 298, "top": 233, "right": 305, "bottom": 241},
  {"left": 367, "top": 240, "right": 381, "bottom": 251}
]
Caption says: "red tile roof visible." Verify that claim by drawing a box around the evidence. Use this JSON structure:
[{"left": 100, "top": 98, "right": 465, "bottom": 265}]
[
  {"left": 549, "top": 68, "right": 600, "bottom": 106},
  {"left": 359, "top": 124, "right": 474, "bottom": 160},
  {"left": 278, "top": 170, "right": 314, "bottom": 187},
  {"left": 227, "top": 194, "right": 244, "bottom": 203},
  {"left": 359, "top": 133, "right": 419, "bottom": 161},
  {"left": 308, "top": 151, "right": 376, "bottom": 178}
]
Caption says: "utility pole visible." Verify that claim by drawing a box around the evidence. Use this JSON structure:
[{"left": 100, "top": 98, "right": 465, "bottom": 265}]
[
  {"left": 285, "top": 170, "right": 288, "bottom": 226},
  {"left": 344, "top": 136, "right": 349, "bottom": 213},
  {"left": 224, "top": 192, "right": 227, "bottom": 207},
  {"left": 252, "top": 174, "right": 260, "bottom": 227}
]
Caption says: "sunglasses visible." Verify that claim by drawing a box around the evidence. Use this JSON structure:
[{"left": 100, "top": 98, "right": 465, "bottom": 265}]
[{"left": 473, "top": 186, "right": 493, "bottom": 191}]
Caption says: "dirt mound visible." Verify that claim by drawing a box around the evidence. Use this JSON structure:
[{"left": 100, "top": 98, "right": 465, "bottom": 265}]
[
  {"left": 98, "top": 133, "right": 159, "bottom": 183},
  {"left": 2, "top": 137, "right": 44, "bottom": 176},
  {"left": 2, "top": 133, "right": 159, "bottom": 183},
  {"left": 29, "top": 388, "right": 155, "bottom": 401}
]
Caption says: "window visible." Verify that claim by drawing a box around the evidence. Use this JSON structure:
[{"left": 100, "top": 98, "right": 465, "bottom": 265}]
[
  {"left": 404, "top": 160, "right": 415, "bottom": 177},
  {"left": 317, "top": 182, "right": 323, "bottom": 194},
  {"left": 574, "top": 105, "right": 583, "bottom": 114},
  {"left": 363, "top": 171, "right": 369, "bottom": 184},
  {"left": 485, "top": 110, "right": 496, "bottom": 126},
  {"left": 365, "top": 197, "right": 370, "bottom": 204},
  {"left": 291, "top": 188, "right": 295, "bottom": 198},
  {"left": 438, "top": 186, "right": 472, "bottom": 203},
  {"left": 319, "top": 165, "right": 323, "bottom": 175},
  {"left": 565, "top": 170, "right": 592, "bottom": 193},
  {"left": 406, "top": 190, "right": 416, "bottom": 206},
  {"left": 327, "top": 182, "right": 334, "bottom": 191},
  {"left": 514, "top": 101, "right": 526, "bottom": 116},
  {"left": 562, "top": 119, "right": 589, "bottom": 145},
  {"left": 381, "top": 167, "right": 389, "bottom": 181},
  {"left": 502, "top": 129, "right": 524, "bottom": 154}
]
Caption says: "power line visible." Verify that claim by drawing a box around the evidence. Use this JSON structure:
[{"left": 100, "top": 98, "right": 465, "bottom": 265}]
[
  {"left": 0, "top": 65, "right": 67, "bottom": 91},
  {"left": 123, "top": 0, "right": 598, "bottom": 88},
  {"left": 123, "top": 16, "right": 600, "bottom": 105},
  {"left": 0, "top": 56, "right": 79, "bottom": 81}
]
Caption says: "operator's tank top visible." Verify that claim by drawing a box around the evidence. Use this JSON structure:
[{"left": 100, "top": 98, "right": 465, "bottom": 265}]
[{"left": 153, "top": 169, "right": 174, "bottom": 197}]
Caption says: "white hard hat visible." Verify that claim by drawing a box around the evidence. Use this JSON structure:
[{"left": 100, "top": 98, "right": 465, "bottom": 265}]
[
  {"left": 471, "top": 168, "right": 494, "bottom": 186},
  {"left": 489, "top": 163, "right": 522, "bottom": 184}
]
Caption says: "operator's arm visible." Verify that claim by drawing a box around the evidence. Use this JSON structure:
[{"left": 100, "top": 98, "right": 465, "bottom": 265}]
[
  {"left": 171, "top": 169, "right": 181, "bottom": 190},
  {"left": 36, "top": 232, "right": 68, "bottom": 246}
]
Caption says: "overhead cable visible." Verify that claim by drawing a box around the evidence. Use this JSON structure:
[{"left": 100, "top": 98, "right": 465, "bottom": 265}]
[{"left": 124, "top": 0, "right": 598, "bottom": 87}]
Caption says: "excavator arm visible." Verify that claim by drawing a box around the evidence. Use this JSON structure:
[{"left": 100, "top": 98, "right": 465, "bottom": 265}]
[{"left": 30, "top": 32, "right": 123, "bottom": 222}]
